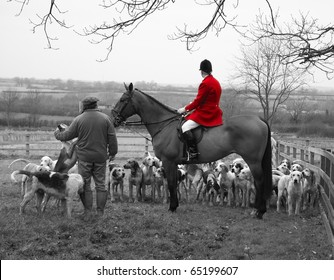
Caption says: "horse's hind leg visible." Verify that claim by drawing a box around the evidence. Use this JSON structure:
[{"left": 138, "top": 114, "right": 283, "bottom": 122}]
[{"left": 248, "top": 163, "right": 267, "bottom": 218}]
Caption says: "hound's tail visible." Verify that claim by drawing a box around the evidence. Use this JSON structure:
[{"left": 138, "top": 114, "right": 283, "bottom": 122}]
[
  {"left": 10, "top": 170, "right": 33, "bottom": 183},
  {"left": 8, "top": 158, "right": 30, "bottom": 168}
]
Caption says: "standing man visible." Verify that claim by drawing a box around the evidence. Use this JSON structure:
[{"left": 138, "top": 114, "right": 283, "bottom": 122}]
[
  {"left": 177, "top": 59, "right": 223, "bottom": 161},
  {"left": 54, "top": 96, "right": 118, "bottom": 219}
]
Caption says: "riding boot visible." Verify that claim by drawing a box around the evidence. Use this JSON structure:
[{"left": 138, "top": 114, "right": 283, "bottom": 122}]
[
  {"left": 96, "top": 191, "right": 107, "bottom": 217},
  {"left": 181, "top": 130, "right": 199, "bottom": 162}
]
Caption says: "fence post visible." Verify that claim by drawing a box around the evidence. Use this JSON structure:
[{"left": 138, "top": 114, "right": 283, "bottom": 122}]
[
  {"left": 271, "top": 137, "right": 278, "bottom": 167},
  {"left": 25, "top": 134, "right": 30, "bottom": 157},
  {"left": 305, "top": 138, "right": 310, "bottom": 162},
  {"left": 145, "top": 138, "right": 149, "bottom": 156}
]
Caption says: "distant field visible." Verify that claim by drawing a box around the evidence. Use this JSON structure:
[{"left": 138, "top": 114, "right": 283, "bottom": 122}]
[{"left": 3, "top": 112, "right": 75, "bottom": 122}]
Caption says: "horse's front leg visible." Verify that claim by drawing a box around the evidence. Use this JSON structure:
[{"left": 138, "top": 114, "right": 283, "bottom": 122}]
[{"left": 164, "top": 161, "right": 178, "bottom": 212}]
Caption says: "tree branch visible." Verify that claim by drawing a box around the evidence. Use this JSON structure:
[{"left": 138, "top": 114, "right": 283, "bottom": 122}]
[
  {"left": 250, "top": 12, "right": 334, "bottom": 77},
  {"left": 9, "top": 0, "right": 72, "bottom": 49}
]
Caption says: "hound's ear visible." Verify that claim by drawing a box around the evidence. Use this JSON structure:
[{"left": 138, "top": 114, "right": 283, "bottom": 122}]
[
  {"left": 112, "top": 169, "right": 117, "bottom": 177},
  {"left": 129, "top": 83, "right": 133, "bottom": 92}
]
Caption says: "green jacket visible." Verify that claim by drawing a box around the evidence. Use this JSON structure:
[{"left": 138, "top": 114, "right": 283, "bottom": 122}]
[{"left": 54, "top": 109, "right": 118, "bottom": 163}]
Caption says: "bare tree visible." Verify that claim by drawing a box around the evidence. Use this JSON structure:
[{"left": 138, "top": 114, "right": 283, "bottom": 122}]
[
  {"left": 0, "top": 90, "right": 20, "bottom": 127},
  {"left": 220, "top": 90, "right": 251, "bottom": 119},
  {"left": 250, "top": 12, "right": 334, "bottom": 77},
  {"left": 232, "top": 35, "right": 307, "bottom": 125},
  {"left": 25, "top": 90, "right": 41, "bottom": 127},
  {"left": 8, "top": 0, "right": 275, "bottom": 60},
  {"left": 285, "top": 96, "right": 313, "bottom": 123}
]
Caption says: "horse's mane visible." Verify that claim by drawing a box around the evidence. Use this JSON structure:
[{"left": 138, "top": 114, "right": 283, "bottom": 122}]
[{"left": 135, "top": 88, "right": 178, "bottom": 115}]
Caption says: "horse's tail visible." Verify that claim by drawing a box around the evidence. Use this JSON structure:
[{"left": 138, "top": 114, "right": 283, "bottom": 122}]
[{"left": 261, "top": 118, "right": 272, "bottom": 201}]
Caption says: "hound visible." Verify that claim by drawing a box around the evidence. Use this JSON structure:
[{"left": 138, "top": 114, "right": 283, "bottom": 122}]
[
  {"left": 273, "top": 163, "right": 290, "bottom": 176},
  {"left": 153, "top": 167, "right": 168, "bottom": 203},
  {"left": 280, "top": 159, "right": 291, "bottom": 170},
  {"left": 277, "top": 171, "right": 303, "bottom": 215},
  {"left": 123, "top": 158, "right": 144, "bottom": 203},
  {"left": 287, "top": 171, "right": 304, "bottom": 215},
  {"left": 276, "top": 174, "right": 290, "bottom": 213},
  {"left": 230, "top": 159, "right": 252, "bottom": 207},
  {"left": 203, "top": 172, "right": 221, "bottom": 206},
  {"left": 179, "top": 164, "right": 203, "bottom": 200},
  {"left": 301, "top": 168, "right": 318, "bottom": 210},
  {"left": 177, "top": 167, "right": 188, "bottom": 202},
  {"left": 9, "top": 160, "right": 51, "bottom": 199},
  {"left": 141, "top": 153, "right": 160, "bottom": 202},
  {"left": 41, "top": 129, "right": 79, "bottom": 212},
  {"left": 107, "top": 162, "right": 125, "bottom": 202},
  {"left": 231, "top": 160, "right": 245, "bottom": 175},
  {"left": 11, "top": 170, "right": 84, "bottom": 218},
  {"left": 272, "top": 173, "right": 282, "bottom": 196},
  {"left": 234, "top": 167, "right": 256, "bottom": 208},
  {"left": 230, "top": 158, "right": 248, "bottom": 171},
  {"left": 214, "top": 161, "right": 235, "bottom": 206},
  {"left": 291, "top": 163, "right": 303, "bottom": 172}
]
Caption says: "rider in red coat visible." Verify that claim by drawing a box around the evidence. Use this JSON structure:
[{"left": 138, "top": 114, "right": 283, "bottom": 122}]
[{"left": 177, "top": 59, "right": 223, "bottom": 161}]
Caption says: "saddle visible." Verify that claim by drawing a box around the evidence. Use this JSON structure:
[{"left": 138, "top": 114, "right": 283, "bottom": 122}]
[
  {"left": 177, "top": 118, "right": 207, "bottom": 160},
  {"left": 177, "top": 118, "right": 206, "bottom": 144}
]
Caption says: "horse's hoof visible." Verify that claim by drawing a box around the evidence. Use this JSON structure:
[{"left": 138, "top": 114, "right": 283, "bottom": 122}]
[
  {"left": 255, "top": 210, "right": 265, "bottom": 219},
  {"left": 250, "top": 209, "right": 264, "bottom": 219}
]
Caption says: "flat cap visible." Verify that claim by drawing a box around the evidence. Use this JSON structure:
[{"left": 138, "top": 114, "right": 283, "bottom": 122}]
[{"left": 82, "top": 96, "right": 99, "bottom": 106}]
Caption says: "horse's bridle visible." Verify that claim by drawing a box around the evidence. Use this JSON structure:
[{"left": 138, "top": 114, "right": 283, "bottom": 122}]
[{"left": 111, "top": 90, "right": 134, "bottom": 126}]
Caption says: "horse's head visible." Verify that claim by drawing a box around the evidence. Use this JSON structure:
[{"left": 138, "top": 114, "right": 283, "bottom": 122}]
[{"left": 111, "top": 83, "right": 136, "bottom": 127}]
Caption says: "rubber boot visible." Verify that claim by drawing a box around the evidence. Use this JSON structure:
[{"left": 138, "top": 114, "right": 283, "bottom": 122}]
[
  {"left": 79, "top": 192, "right": 86, "bottom": 208},
  {"left": 96, "top": 191, "right": 107, "bottom": 217},
  {"left": 181, "top": 130, "right": 199, "bottom": 162},
  {"left": 80, "top": 191, "right": 93, "bottom": 221}
]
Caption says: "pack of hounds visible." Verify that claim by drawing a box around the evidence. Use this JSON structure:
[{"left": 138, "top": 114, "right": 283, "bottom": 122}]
[
  {"left": 9, "top": 148, "right": 319, "bottom": 218},
  {"left": 106, "top": 154, "right": 319, "bottom": 216}
]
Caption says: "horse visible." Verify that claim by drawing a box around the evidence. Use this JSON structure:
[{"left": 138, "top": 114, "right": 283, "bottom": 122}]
[{"left": 112, "top": 83, "right": 272, "bottom": 219}]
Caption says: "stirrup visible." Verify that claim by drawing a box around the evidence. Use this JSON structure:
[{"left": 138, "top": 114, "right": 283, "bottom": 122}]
[{"left": 182, "top": 151, "right": 199, "bottom": 162}]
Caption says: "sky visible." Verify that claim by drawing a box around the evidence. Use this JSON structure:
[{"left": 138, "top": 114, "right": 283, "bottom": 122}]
[{"left": 1, "top": 0, "right": 334, "bottom": 89}]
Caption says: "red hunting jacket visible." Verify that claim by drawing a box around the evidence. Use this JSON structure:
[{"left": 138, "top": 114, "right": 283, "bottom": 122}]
[{"left": 185, "top": 75, "right": 223, "bottom": 127}]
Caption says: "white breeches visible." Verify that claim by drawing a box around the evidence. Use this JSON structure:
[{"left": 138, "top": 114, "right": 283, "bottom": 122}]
[{"left": 181, "top": 120, "right": 200, "bottom": 133}]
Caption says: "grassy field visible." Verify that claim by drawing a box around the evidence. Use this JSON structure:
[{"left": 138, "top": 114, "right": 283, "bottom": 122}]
[{"left": 0, "top": 157, "right": 332, "bottom": 260}]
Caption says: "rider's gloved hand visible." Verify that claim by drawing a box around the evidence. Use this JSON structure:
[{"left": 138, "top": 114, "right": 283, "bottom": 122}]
[{"left": 177, "top": 107, "right": 186, "bottom": 114}]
